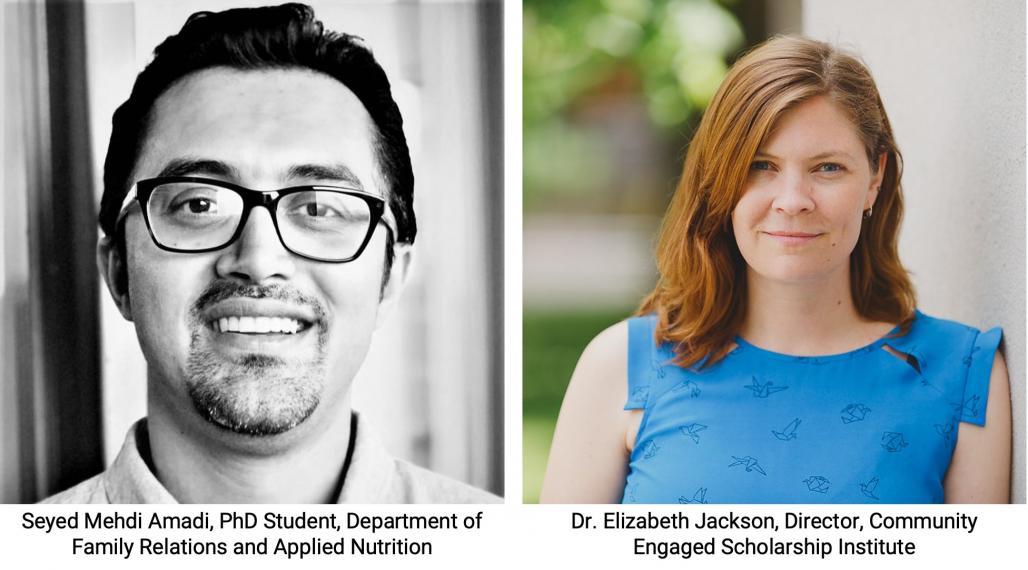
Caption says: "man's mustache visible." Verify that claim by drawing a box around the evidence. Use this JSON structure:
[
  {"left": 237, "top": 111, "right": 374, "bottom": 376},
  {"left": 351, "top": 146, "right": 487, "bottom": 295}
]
[{"left": 190, "top": 281, "right": 326, "bottom": 322}]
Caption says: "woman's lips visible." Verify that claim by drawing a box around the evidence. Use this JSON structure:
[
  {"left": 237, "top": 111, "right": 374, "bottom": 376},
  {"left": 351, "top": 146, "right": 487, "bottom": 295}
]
[{"left": 762, "top": 231, "right": 822, "bottom": 245}]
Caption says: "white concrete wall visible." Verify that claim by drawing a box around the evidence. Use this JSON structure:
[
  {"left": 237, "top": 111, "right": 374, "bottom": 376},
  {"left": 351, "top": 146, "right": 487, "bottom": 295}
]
[{"left": 804, "top": 0, "right": 1025, "bottom": 503}]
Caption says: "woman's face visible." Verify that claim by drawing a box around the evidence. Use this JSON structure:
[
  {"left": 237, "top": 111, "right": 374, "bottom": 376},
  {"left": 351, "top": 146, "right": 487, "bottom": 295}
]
[{"left": 732, "top": 96, "right": 884, "bottom": 285}]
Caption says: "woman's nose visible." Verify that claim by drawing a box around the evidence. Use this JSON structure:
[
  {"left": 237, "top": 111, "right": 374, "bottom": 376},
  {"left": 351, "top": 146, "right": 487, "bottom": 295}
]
[{"left": 771, "top": 172, "right": 815, "bottom": 215}]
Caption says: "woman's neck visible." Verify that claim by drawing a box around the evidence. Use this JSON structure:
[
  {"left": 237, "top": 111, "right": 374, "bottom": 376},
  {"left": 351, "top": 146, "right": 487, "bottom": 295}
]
[{"left": 739, "top": 266, "right": 891, "bottom": 356}]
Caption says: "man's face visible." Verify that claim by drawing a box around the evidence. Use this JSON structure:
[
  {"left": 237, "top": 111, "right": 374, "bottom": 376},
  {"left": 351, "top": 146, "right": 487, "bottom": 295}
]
[{"left": 118, "top": 68, "right": 392, "bottom": 439}]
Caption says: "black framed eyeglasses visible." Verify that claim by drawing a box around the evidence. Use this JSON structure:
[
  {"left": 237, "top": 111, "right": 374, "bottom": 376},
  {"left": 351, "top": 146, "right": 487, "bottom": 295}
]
[{"left": 116, "top": 176, "right": 393, "bottom": 263}]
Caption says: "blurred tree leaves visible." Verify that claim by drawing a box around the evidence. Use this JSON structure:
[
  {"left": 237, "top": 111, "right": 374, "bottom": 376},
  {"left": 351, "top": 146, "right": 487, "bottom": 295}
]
[{"left": 524, "top": 0, "right": 744, "bottom": 212}]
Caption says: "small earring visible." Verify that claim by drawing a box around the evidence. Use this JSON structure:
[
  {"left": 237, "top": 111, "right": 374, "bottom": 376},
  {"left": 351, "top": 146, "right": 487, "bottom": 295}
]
[{"left": 864, "top": 189, "right": 879, "bottom": 220}]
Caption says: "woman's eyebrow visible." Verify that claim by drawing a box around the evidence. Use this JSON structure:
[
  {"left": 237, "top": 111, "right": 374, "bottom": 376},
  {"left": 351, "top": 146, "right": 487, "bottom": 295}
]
[
  {"left": 286, "top": 163, "right": 364, "bottom": 188},
  {"left": 808, "top": 150, "right": 856, "bottom": 161},
  {"left": 752, "top": 150, "right": 856, "bottom": 161}
]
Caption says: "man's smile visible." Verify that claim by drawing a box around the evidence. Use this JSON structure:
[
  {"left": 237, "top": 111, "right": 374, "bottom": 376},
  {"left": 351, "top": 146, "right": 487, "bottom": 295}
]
[
  {"left": 215, "top": 316, "right": 305, "bottom": 334},
  {"left": 198, "top": 296, "right": 323, "bottom": 348}
]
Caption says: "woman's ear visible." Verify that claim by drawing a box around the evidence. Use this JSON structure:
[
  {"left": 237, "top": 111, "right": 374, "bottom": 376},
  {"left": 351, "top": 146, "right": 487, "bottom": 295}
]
[
  {"left": 97, "top": 235, "right": 132, "bottom": 321},
  {"left": 866, "top": 152, "right": 887, "bottom": 209}
]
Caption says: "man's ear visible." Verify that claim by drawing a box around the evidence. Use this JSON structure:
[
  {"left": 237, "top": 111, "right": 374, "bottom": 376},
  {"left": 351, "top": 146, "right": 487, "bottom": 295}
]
[
  {"left": 97, "top": 235, "right": 133, "bottom": 321},
  {"left": 376, "top": 243, "right": 413, "bottom": 328}
]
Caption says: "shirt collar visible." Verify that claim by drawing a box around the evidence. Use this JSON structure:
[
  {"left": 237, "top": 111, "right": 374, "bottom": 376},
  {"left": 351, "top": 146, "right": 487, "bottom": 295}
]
[{"left": 103, "top": 412, "right": 397, "bottom": 503}]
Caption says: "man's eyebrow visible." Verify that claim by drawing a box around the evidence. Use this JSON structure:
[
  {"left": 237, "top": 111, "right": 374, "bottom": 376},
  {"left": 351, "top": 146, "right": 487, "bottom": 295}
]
[
  {"left": 287, "top": 163, "right": 364, "bottom": 189},
  {"left": 154, "top": 159, "right": 365, "bottom": 189},
  {"left": 157, "top": 158, "right": 240, "bottom": 179}
]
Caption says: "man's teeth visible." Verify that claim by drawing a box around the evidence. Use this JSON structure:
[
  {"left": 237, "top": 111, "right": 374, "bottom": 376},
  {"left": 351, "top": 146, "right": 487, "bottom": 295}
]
[{"left": 216, "top": 316, "right": 302, "bottom": 334}]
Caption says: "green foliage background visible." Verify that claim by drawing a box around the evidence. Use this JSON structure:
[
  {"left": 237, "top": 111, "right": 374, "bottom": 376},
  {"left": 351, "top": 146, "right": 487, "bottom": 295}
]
[
  {"left": 522, "top": 0, "right": 747, "bottom": 503},
  {"left": 523, "top": 0, "right": 744, "bottom": 213}
]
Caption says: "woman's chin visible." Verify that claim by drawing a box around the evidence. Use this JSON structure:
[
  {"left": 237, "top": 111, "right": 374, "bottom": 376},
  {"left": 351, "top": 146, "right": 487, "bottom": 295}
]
[{"left": 747, "top": 261, "right": 852, "bottom": 287}]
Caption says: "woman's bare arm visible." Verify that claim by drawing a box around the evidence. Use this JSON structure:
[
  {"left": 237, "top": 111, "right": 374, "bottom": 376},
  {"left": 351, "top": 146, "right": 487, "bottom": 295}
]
[
  {"left": 944, "top": 352, "right": 1012, "bottom": 503},
  {"left": 539, "top": 321, "right": 634, "bottom": 503}
]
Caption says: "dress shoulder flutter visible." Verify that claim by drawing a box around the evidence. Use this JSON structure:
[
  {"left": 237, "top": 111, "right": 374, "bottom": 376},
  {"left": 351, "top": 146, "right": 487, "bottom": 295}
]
[{"left": 622, "top": 311, "right": 1002, "bottom": 504}]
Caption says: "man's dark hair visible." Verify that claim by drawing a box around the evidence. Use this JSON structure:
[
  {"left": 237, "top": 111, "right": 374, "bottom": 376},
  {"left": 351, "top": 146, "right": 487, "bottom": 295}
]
[{"left": 98, "top": 2, "right": 416, "bottom": 247}]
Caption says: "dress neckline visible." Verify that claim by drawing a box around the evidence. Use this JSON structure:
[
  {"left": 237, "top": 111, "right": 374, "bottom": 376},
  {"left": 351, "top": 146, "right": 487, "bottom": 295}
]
[{"left": 732, "top": 318, "right": 908, "bottom": 364}]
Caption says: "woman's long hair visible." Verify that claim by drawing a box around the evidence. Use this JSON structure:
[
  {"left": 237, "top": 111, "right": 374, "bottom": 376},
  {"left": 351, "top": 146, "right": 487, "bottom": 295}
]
[{"left": 638, "top": 36, "right": 916, "bottom": 368}]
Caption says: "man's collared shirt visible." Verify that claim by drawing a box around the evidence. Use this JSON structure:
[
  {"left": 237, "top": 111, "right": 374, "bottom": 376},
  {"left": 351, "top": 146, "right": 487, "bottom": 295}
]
[{"left": 42, "top": 414, "right": 500, "bottom": 504}]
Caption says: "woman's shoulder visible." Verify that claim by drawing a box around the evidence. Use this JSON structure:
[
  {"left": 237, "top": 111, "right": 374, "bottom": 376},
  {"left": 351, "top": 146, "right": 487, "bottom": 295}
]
[
  {"left": 573, "top": 317, "right": 661, "bottom": 406},
  {"left": 578, "top": 319, "right": 630, "bottom": 363},
  {"left": 909, "top": 309, "right": 1000, "bottom": 337},
  {"left": 897, "top": 310, "right": 1003, "bottom": 414},
  {"left": 541, "top": 319, "right": 640, "bottom": 503},
  {"left": 901, "top": 310, "right": 1002, "bottom": 354},
  {"left": 906, "top": 312, "right": 1005, "bottom": 428},
  {"left": 567, "top": 320, "right": 630, "bottom": 394},
  {"left": 576, "top": 315, "right": 666, "bottom": 360}
]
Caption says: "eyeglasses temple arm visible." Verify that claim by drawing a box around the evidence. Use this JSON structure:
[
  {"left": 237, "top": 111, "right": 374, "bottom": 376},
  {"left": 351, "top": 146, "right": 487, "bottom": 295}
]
[{"left": 114, "top": 185, "right": 139, "bottom": 226}]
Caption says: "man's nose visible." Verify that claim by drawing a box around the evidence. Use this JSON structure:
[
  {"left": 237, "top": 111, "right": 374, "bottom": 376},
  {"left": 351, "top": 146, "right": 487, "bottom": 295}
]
[
  {"left": 214, "top": 206, "right": 296, "bottom": 282},
  {"left": 771, "top": 171, "right": 816, "bottom": 215}
]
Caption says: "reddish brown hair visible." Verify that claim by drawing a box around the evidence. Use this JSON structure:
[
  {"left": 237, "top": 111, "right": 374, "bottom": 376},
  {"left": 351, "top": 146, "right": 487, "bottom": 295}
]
[{"left": 638, "top": 36, "right": 915, "bottom": 367}]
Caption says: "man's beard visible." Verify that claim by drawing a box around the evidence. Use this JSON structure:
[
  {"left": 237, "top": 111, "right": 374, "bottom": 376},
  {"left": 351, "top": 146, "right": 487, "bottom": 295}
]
[{"left": 185, "top": 282, "right": 327, "bottom": 436}]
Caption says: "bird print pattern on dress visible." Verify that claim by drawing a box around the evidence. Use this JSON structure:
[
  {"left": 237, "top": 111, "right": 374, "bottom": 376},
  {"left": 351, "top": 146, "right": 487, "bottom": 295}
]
[
  {"left": 803, "top": 475, "right": 831, "bottom": 494},
  {"left": 678, "top": 487, "right": 709, "bottom": 504},
  {"left": 880, "top": 432, "right": 908, "bottom": 453},
  {"left": 642, "top": 440, "right": 660, "bottom": 460},
  {"left": 860, "top": 477, "right": 881, "bottom": 500},
  {"left": 840, "top": 403, "right": 871, "bottom": 423},
  {"left": 744, "top": 376, "right": 788, "bottom": 398},
  {"left": 728, "top": 456, "right": 767, "bottom": 476},
  {"left": 621, "top": 312, "right": 1002, "bottom": 504},
  {"left": 680, "top": 423, "right": 708, "bottom": 444},
  {"left": 772, "top": 418, "right": 801, "bottom": 441},
  {"left": 671, "top": 379, "right": 702, "bottom": 398}
]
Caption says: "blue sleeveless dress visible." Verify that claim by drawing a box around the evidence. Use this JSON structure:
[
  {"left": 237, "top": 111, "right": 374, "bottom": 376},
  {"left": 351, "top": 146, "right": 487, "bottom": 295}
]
[{"left": 622, "top": 311, "right": 1001, "bottom": 504}]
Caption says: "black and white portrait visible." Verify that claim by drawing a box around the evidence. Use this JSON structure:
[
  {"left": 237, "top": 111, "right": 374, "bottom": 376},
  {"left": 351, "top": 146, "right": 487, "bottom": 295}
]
[{"left": 2, "top": 0, "right": 502, "bottom": 504}]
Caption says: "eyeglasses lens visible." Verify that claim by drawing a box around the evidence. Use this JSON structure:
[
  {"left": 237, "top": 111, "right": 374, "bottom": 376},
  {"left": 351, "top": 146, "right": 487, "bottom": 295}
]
[{"left": 146, "top": 182, "right": 374, "bottom": 260}]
